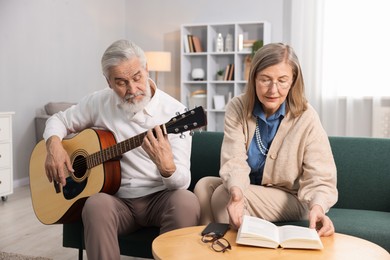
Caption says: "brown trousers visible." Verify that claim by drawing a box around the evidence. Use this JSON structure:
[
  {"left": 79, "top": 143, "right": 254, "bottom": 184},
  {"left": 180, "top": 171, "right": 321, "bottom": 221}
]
[
  {"left": 194, "top": 176, "right": 308, "bottom": 225},
  {"left": 82, "top": 189, "right": 200, "bottom": 260}
]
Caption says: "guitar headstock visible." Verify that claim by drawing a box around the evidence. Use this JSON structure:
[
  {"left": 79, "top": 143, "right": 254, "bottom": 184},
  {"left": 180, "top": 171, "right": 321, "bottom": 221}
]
[{"left": 165, "top": 106, "right": 207, "bottom": 135}]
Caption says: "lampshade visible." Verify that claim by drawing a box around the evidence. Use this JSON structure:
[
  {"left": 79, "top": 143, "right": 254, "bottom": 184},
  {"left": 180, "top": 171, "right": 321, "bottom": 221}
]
[{"left": 145, "top": 51, "right": 171, "bottom": 72}]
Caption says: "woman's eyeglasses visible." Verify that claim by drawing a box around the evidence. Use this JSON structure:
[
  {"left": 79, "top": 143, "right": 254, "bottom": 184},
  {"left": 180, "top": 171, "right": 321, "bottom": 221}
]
[
  {"left": 201, "top": 232, "right": 231, "bottom": 253},
  {"left": 257, "top": 77, "right": 291, "bottom": 90}
]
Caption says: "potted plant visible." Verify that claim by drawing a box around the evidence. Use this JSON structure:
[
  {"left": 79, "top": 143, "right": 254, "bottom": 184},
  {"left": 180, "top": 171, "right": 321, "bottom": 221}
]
[
  {"left": 244, "top": 40, "right": 264, "bottom": 80},
  {"left": 251, "top": 40, "right": 264, "bottom": 58},
  {"left": 216, "top": 69, "right": 224, "bottom": 81}
]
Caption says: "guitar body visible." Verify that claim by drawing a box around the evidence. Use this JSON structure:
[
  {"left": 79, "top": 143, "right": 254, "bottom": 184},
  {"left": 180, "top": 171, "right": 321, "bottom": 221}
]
[
  {"left": 29, "top": 129, "right": 121, "bottom": 225},
  {"left": 29, "top": 106, "right": 207, "bottom": 225}
]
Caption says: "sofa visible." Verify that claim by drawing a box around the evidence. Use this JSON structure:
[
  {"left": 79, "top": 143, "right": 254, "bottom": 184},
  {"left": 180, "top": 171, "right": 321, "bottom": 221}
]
[{"left": 61, "top": 131, "right": 390, "bottom": 258}]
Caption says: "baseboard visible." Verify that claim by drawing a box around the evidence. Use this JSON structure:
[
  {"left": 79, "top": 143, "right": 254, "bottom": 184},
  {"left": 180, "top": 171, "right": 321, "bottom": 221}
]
[{"left": 14, "top": 177, "right": 29, "bottom": 188}]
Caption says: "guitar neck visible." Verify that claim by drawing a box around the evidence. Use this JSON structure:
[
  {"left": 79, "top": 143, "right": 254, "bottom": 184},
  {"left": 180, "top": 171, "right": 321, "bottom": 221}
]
[
  {"left": 87, "top": 125, "right": 165, "bottom": 168},
  {"left": 82, "top": 106, "right": 206, "bottom": 169}
]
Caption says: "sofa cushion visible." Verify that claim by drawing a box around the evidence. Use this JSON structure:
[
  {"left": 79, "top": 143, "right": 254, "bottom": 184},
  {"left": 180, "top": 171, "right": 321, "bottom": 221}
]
[
  {"left": 327, "top": 208, "right": 390, "bottom": 252},
  {"left": 44, "top": 102, "right": 75, "bottom": 115},
  {"left": 276, "top": 208, "right": 390, "bottom": 252},
  {"left": 329, "top": 136, "right": 390, "bottom": 212}
]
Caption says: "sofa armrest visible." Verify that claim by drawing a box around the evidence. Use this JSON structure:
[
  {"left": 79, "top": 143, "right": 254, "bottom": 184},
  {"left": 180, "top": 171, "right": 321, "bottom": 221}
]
[
  {"left": 34, "top": 102, "right": 75, "bottom": 144},
  {"left": 35, "top": 115, "right": 50, "bottom": 143}
]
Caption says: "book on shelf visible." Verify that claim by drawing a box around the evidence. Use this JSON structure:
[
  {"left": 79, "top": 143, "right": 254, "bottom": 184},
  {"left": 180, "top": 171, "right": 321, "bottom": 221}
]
[
  {"left": 183, "top": 35, "right": 190, "bottom": 53},
  {"left": 187, "top": 35, "right": 195, "bottom": 53},
  {"left": 223, "top": 64, "right": 230, "bottom": 81},
  {"left": 183, "top": 34, "right": 203, "bottom": 53},
  {"left": 236, "top": 215, "right": 323, "bottom": 250},
  {"left": 240, "top": 39, "right": 258, "bottom": 52},
  {"left": 223, "top": 64, "right": 234, "bottom": 81},
  {"left": 192, "top": 36, "right": 203, "bottom": 52},
  {"left": 243, "top": 39, "right": 256, "bottom": 46},
  {"left": 228, "top": 64, "right": 234, "bottom": 81}
]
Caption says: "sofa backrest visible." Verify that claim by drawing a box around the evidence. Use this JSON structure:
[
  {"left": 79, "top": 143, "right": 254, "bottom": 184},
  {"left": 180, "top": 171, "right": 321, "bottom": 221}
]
[
  {"left": 190, "top": 132, "right": 390, "bottom": 212},
  {"left": 329, "top": 136, "right": 390, "bottom": 212},
  {"left": 189, "top": 131, "right": 223, "bottom": 191}
]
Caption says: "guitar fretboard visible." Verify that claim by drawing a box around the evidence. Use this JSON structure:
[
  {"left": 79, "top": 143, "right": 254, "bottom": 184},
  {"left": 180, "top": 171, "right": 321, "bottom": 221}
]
[{"left": 86, "top": 131, "right": 148, "bottom": 168}]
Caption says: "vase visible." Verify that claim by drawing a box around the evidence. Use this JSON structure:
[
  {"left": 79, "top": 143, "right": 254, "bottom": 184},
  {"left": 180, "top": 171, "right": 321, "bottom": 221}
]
[{"left": 191, "top": 68, "right": 205, "bottom": 81}]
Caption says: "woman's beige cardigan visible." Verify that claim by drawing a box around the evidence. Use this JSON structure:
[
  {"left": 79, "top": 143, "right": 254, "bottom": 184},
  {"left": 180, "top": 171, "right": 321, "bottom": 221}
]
[{"left": 220, "top": 95, "right": 338, "bottom": 213}]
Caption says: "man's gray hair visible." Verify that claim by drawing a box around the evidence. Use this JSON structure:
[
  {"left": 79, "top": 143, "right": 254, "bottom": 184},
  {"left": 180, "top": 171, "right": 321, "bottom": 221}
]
[{"left": 101, "top": 40, "right": 147, "bottom": 78}]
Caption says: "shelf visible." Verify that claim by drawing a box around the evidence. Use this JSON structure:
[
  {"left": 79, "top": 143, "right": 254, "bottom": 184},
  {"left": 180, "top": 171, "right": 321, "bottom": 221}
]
[{"left": 181, "top": 21, "right": 271, "bottom": 131}]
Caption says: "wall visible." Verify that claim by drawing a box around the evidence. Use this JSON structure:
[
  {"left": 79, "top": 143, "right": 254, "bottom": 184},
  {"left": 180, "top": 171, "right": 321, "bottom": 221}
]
[
  {"left": 0, "top": 0, "right": 126, "bottom": 185},
  {"left": 125, "top": 0, "right": 287, "bottom": 98},
  {"left": 0, "top": 0, "right": 288, "bottom": 185}
]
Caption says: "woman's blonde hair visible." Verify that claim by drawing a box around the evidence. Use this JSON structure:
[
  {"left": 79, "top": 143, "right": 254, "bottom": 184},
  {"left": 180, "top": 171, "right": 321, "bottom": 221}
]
[{"left": 244, "top": 43, "right": 307, "bottom": 119}]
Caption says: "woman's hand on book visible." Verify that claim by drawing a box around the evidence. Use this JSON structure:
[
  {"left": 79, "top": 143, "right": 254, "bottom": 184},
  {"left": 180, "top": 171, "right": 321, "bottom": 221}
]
[
  {"left": 309, "top": 205, "right": 335, "bottom": 237},
  {"left": 227, "top": 186, "right": 245, "bottom": 230}
]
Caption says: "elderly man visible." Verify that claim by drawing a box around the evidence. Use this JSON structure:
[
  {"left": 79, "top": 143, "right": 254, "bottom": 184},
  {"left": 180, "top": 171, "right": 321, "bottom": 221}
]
[{"left": 43, "top": 39, "right": 200, "bottom": 260}]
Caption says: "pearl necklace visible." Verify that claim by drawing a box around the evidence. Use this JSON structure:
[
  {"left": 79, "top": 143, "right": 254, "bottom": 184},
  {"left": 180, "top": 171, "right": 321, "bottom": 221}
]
[{"left": 255, "top": 120, "right": 268, "bottom": 156}]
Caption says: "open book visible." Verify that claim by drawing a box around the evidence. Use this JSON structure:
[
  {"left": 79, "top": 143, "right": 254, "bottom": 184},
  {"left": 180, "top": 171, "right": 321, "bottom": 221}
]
[{"left": 236, "top": 215, "right": 323, "bottom": 249}]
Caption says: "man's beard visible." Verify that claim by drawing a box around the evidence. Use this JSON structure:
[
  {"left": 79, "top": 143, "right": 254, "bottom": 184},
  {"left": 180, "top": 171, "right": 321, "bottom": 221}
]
[{"left": 120, "top": 81, "right": 152, "bottom": 115}]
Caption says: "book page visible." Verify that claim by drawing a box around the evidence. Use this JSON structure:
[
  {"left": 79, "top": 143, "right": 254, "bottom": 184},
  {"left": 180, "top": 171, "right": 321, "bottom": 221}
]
[
  {"left": 278, "top": 225, "right": 323, "bottom": 249},
  {"left": 236, "top": 215, "right": 279, "bottom": 248}
]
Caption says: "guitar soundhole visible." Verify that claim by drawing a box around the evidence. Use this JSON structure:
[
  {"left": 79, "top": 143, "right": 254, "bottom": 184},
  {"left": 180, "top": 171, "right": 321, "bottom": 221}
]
[
  {"left": 63, "top": 155, "right": 88, "bottom": 200},
  {"left": 73, "top": 155, "right": 87, "bottom": 179}
]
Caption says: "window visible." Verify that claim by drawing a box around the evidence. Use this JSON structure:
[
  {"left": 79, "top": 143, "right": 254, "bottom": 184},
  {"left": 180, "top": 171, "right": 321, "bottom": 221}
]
[{"left": 321, "top": 0, "right": 390, "bottom": 97}]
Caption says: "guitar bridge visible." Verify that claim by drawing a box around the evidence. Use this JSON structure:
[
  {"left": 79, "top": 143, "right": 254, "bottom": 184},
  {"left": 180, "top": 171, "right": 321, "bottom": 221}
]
[{"left": 53, "top": 182, "right": 61, "bottom": 194}]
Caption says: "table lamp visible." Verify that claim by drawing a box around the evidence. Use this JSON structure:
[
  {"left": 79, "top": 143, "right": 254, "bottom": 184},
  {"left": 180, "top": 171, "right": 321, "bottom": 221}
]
[{"left": 145, "top": 51, "right": 171, "bottom": 84}]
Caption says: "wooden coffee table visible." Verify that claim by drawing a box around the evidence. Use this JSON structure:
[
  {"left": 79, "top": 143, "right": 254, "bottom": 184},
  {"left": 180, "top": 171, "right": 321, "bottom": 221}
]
[{"left": 152, "top": 225, "right": 390, "bottom": 259}]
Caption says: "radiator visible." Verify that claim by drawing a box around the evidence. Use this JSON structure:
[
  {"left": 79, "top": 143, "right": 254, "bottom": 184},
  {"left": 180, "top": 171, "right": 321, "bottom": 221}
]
[{"left": 372, "top": 105, "right": 390, "bottom": 138}]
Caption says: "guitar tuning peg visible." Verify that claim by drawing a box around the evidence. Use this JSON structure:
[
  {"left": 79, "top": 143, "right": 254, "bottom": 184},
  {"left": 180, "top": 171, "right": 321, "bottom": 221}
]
[
  {"left": 180, "top": 133, "right": 186, "bottom": 139},
  {"left": 176, "top": 112, "right": 180, "bottom": 116},
  {"left": 184, "top": 108, "right": 189, "bottom": 112},
  {"left": 189, "top": 130, "right": 194, "bottom": 136}
]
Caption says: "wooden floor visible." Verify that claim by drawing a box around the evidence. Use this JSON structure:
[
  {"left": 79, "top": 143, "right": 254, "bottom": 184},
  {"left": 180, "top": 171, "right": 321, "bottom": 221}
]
[{"left": 0, "top": 185, "right": 149, "bottom": 260}]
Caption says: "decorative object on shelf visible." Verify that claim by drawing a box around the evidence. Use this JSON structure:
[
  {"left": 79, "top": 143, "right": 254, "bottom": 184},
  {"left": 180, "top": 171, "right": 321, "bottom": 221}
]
[
  {"left": 225, "top": 33, "right": 233, "bottom": 52},
  {"left": 213, "top": 95, "right": 226, "bottom": 110},
  {"left": 216, "top": 69, "right": 224, "bottom": 81},
  {"left": 189, "top": 89, "right": 207, "bottom": 109},
  {"left": 145, "top": 51, "right": 171, "bottom": 84},
  {"left": 191, "top": 68, "right": 205, "bottom": 81},
  {"left": 244, "top": 40, "right": 264, "bottom": 80},
  {"left": 216, "top": 33, "right": 224, "bottom": 53},
  {"left": 238, "top": 34, "right": 244, "bottom": 51}
]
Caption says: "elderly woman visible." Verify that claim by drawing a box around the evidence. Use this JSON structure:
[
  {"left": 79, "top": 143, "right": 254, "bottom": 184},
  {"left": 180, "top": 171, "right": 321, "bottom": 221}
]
[{"left": 194, "top": 43, "right": 338, "bottom": 237}]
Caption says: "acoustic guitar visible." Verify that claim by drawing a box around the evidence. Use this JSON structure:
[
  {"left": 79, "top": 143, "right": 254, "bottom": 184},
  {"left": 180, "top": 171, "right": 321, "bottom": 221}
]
[{"left": 29, "top": 106, "right": 206, "bottom": 225}]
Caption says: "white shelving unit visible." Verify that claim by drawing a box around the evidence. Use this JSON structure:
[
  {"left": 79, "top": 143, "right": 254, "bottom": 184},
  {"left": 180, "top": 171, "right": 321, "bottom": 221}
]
[
  {"left": 181, "top": 21, "right": 271, "bottom": 131},
  {"left": 0, "top": 112, "right": 14, "bottom": 201}
]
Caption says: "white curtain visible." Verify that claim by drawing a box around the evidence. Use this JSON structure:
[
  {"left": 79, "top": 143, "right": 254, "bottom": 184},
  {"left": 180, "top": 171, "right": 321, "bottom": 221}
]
[{"left": 289, "top": 0, "right": 390, "bottom": 137}]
